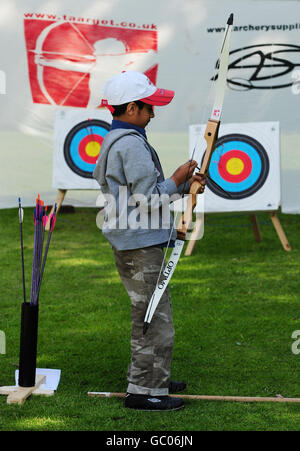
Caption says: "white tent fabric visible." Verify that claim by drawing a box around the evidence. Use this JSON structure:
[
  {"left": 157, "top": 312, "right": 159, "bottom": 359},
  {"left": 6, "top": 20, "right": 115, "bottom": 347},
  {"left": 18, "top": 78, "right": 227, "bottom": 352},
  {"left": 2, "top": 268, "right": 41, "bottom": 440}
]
[{"left": 0, "top": 0, "right": 299, "bottom": 212}]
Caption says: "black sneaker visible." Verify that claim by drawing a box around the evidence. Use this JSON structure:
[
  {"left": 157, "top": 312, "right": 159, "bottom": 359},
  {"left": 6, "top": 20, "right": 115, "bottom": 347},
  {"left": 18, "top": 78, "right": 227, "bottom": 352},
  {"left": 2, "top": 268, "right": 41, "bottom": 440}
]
[
  {"left": 125, "top": 393, "right": 185, "bottom": 411},
  {"left": 168, "top": 381, "right": 187, "bottom": 393}
]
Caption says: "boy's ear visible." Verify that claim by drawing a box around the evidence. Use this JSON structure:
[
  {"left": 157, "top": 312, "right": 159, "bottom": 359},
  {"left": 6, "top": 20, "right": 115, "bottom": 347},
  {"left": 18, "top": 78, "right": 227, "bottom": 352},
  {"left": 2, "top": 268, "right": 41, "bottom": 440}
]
[{"left": 126, "top": 102, "right": 138, "bottom": 115}]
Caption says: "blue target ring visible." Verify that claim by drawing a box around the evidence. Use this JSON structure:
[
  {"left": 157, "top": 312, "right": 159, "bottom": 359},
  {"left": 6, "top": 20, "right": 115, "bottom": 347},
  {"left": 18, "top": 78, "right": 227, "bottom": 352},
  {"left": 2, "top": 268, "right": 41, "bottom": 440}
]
[
  {"left": 206, "top": 134, "right": 269, "bottom": 199},
  {"left": 64, "top": 119, "right": 110, "bottom": 178}
]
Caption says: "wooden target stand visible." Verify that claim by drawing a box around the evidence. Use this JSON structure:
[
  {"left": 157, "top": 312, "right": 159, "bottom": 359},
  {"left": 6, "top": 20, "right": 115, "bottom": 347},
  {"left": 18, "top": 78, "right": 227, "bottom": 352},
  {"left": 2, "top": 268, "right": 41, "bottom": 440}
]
[
  {"left": 184, "top": 211, "right": 291, "bottom": 256},
  {"left": 0, "top": 375, "right": 54, "bottom": 405}
]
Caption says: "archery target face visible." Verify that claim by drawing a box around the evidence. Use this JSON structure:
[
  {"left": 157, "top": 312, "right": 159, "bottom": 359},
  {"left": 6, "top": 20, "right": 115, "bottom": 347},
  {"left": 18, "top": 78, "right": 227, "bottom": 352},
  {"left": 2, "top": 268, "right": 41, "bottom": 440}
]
[
  {"left": 189, "top": 122, "right": 280, "bottom": 213},
  {"left": 64, "top": 119, "right": 110, "bottom": 179},
  {"left": 53, "top": 108, "right": 112, "bottom": 189},
  {"left": 206, "top": 133, "right": 270, "bottom": 199}
]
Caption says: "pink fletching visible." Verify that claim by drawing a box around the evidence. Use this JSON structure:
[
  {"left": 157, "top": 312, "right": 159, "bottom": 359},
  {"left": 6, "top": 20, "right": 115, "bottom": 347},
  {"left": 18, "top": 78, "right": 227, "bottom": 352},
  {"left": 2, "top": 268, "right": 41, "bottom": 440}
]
[{"left": 50, "top": 215, "right": 57, "bottom": 232}]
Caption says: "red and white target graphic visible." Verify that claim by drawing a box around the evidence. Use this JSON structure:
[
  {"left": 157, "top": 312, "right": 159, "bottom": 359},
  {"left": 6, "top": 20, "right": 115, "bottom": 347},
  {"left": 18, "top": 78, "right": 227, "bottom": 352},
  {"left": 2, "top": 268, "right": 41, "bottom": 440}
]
[
  {"left": 23, "top": 19, "right": 158, "bottom": 108},
  {"left": 189, "top": 122, "right": 280, "bottom": 213}
]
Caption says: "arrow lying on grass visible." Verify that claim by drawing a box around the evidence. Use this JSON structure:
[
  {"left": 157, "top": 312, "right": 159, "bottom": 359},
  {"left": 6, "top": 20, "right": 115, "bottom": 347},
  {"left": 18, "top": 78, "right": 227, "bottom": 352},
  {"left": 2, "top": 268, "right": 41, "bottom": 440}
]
[{"left": 87, "top": 391, "right": 300, "bottom": 404}]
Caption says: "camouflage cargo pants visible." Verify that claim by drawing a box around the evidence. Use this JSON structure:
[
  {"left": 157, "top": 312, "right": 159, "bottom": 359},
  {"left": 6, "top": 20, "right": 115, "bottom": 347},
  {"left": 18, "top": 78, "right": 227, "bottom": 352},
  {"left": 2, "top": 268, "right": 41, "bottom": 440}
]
[{"left": 113, "top": 246, "right": 174, "bottom": 396}]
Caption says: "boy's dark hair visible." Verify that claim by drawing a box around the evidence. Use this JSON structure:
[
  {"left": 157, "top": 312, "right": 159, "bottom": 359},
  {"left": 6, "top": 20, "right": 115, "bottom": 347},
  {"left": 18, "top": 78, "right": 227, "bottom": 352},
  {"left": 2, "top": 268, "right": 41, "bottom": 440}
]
[{"left": 112, "top": 100, "right": 145, "bottom": 117}]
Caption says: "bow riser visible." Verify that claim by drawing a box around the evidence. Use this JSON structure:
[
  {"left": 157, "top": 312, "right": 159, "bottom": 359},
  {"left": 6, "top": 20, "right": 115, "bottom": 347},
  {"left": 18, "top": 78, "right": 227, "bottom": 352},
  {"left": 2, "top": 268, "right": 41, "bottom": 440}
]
[
  {"left": 199, "top": 119, "right": 220, "bottom": 176},
  {"left": 176, "top": 119, "right": 220, "bottom": 240}
]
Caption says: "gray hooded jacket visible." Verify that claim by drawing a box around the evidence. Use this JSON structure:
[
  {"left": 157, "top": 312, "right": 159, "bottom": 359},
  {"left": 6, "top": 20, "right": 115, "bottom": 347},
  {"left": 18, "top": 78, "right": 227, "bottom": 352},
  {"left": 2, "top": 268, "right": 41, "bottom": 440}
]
[{"left": 93, "top": 128, "right": 189, "bottom": 251}]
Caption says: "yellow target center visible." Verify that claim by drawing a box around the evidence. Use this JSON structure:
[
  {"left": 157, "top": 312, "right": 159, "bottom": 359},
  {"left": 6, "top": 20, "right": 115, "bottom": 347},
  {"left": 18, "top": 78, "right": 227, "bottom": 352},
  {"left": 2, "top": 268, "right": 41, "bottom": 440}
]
[
  {"left": 86, "top": 141, "right": 100, "bottom": 157},
  {"left": 226, "top": 158, "right": 244, "bottom": 175}
]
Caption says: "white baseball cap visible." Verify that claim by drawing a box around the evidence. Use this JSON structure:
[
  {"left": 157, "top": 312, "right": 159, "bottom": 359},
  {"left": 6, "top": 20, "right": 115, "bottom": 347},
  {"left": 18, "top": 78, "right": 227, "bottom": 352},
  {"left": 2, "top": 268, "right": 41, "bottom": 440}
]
[{"left": 101, "top": 71, "right": 174, "bottom": 111}]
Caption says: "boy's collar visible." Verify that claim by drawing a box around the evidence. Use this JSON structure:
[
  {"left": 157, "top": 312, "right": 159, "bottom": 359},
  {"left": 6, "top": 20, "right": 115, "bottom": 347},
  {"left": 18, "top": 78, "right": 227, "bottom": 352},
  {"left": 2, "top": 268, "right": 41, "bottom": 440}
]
[{"left": 110, "top": 119, "right": 147, "bottom": 139}]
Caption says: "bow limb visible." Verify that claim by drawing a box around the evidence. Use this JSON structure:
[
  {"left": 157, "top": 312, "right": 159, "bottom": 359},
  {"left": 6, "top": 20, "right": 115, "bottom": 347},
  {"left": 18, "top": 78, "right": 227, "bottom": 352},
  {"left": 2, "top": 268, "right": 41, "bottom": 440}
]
[{"left": 177, "top": 13, "right": 234, "bottom": 237}]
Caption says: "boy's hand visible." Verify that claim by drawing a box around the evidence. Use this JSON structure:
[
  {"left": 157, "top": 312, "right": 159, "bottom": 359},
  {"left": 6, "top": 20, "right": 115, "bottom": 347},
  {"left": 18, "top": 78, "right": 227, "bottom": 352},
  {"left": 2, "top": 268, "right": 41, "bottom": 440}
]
[
  {"left": 171, "top": 160, "right": 198, "bottom": 186},
  {"left": 189, "top": 174, "right": 206, "bottom": 193}
]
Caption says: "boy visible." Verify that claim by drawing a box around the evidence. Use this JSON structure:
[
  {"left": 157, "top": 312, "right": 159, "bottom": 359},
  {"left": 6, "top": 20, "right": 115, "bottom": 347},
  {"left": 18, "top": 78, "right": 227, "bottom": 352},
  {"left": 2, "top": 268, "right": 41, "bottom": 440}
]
[{"left": 93, "top": 71, "right": 205, "bottom": 411}]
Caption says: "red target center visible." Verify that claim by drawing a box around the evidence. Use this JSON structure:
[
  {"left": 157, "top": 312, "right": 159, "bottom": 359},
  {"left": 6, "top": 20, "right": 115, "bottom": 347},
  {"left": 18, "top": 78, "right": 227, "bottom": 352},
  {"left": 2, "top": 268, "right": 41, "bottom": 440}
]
[
  {"left": 78, "top": 134, "right": 104, "bottom": 164},
  {"left": 218, "top": 150, "right": 252, "bottom": 183}
]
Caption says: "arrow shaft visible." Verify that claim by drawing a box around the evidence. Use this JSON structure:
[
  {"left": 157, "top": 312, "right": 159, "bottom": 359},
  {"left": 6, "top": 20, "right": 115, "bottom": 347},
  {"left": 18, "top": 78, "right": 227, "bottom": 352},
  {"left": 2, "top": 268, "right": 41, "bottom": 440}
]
[
  {"left": 88, "top": 391, "right": 300, "bottom": 404},
  {"left": 19, "top": 206, "right": 26, "bottom": 303}
]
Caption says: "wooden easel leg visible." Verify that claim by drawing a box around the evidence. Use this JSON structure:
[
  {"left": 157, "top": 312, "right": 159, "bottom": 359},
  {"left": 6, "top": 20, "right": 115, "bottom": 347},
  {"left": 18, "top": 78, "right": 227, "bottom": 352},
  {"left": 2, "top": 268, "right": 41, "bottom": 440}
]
[
  {"left": 45, "top": 189, "right": 67, "bottom": 231},
  {"left": 184, "top": 213, "right": 204, "bottom": 256},
  {"left": 250, "top": 214, "right": 262, "bottom": 243},
  {"left": 269, "top": 212, "right": 291, "bottom": 251}
]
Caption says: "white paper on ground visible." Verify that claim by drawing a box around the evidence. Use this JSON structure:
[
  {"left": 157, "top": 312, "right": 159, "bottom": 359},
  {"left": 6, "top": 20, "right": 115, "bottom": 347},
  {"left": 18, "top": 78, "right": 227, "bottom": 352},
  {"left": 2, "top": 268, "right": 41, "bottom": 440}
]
[{"left": 15, "top": 368, "right": 61, "bottom": 390}]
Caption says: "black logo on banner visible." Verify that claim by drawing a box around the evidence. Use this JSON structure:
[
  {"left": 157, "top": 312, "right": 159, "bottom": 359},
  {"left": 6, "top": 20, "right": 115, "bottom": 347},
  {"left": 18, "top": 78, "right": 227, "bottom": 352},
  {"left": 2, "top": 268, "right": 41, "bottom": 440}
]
[{"left": 212, "top": 43, "right": 300, "bottom": 90}]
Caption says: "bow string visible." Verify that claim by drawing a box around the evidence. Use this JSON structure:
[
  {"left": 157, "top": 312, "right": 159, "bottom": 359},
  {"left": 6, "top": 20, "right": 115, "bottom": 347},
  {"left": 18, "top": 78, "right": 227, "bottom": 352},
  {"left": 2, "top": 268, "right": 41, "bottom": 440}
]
[{"left": 143, "top": 13, "right": 234, "bottom": 334}]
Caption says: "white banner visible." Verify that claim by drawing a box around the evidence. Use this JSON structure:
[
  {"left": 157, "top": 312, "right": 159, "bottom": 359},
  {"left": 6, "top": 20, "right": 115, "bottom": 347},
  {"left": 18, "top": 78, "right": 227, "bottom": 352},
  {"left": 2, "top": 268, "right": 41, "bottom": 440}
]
[{"left": 0, "top": 0, "right": 299, "bottom": 212}]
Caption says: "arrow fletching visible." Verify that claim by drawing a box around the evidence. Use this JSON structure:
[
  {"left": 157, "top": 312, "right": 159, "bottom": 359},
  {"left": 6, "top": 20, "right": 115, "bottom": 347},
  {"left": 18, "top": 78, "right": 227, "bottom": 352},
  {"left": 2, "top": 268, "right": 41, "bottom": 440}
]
[{"left": 50, "top": 203, "right": 57, "bottom": 232}]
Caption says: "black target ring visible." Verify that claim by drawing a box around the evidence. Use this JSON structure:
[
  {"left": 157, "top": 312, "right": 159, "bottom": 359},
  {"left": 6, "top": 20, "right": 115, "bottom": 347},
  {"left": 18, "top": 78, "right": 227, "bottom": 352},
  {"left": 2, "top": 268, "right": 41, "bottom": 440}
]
[
  {"left": 64, "top": 119, "right": 110, "bottom": 178},
  {"left": 204, "top": 133, "right": 270, "bottom": 200}
]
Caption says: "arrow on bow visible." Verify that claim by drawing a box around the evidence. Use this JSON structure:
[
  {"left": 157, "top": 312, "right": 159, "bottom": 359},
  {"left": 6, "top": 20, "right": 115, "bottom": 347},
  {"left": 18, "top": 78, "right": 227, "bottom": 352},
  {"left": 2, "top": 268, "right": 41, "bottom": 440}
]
[{"left": 143, "top": 13, "right": 234, "bottom": 334}]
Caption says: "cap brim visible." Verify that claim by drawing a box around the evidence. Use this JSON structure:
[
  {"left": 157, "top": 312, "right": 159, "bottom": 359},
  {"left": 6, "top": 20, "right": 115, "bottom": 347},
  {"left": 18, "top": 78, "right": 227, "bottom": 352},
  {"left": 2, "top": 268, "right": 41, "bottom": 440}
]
[{"left": 141, "top": 88, "right": 175, "bottom": 106}]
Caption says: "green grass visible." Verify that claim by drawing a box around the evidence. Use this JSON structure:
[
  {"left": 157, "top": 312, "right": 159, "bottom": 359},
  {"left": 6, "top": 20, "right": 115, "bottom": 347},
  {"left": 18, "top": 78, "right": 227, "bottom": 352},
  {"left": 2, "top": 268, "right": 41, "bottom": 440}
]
[{"left": 0, "top": 207, "right": 300, "bottom": 431}]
